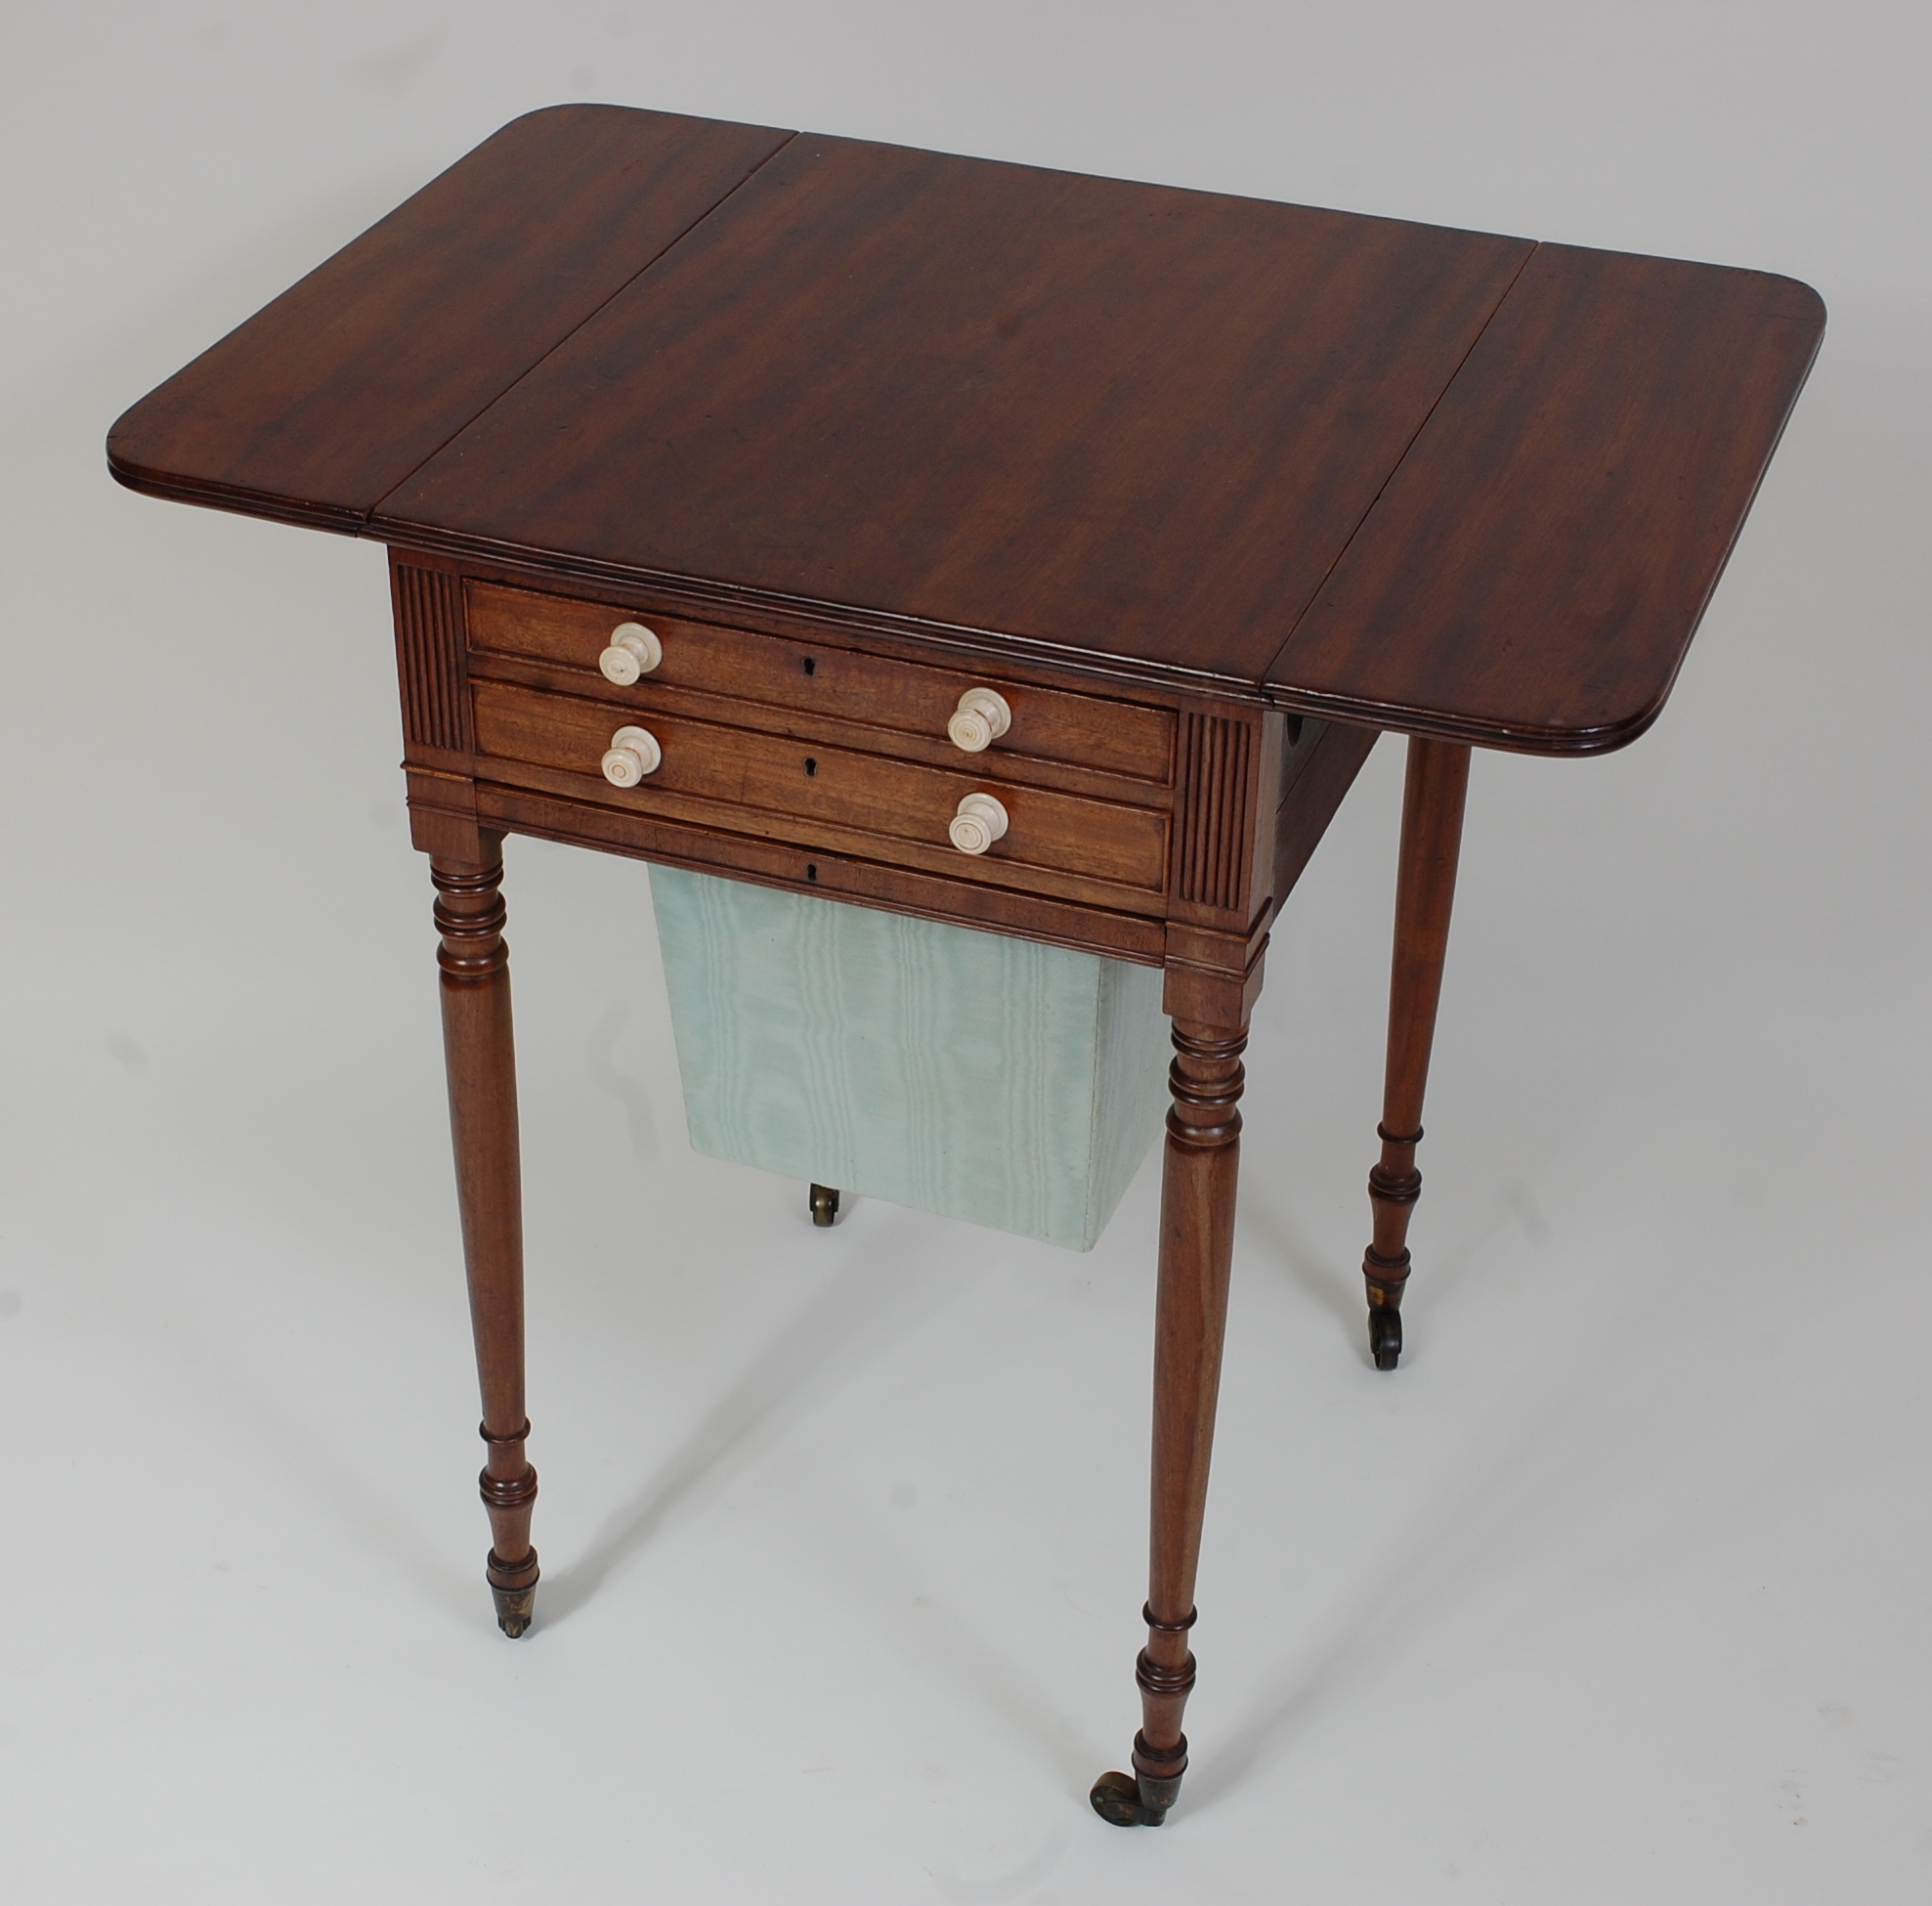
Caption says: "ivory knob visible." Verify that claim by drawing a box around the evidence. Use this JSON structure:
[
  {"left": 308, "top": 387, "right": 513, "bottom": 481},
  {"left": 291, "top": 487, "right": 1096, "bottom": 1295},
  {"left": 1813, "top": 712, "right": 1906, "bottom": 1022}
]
[
  {"left": 599, "top": 622, "right": 663, "bottom": 685},
  {"left": 948, "top": 791, "right": 1009, "bottom": 855},
  {"left": 601, "top": 724, "right": 663, "bottom": 787},
  {"left": 946, "top": 686, "right": 1011, "bottom": 753}
]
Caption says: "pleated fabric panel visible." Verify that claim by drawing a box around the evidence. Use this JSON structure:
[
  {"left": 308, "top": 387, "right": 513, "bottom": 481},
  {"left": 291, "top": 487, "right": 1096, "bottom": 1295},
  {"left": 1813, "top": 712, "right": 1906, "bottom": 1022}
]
[{"left": 649, "top": 867, "right": 1170, "bottom": 1250}]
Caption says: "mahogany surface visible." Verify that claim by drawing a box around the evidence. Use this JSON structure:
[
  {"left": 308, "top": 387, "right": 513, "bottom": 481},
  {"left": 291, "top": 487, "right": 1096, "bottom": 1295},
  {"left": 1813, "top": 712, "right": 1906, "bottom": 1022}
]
[
  {"left": 1361, "top": 739, "right": 1473, "bottom": 1371},
  {"left": 1274, "top": 246, "right": 1827, "bottom": 752},
  {"left": 374, "top": 132, "right": 1530, "bottom": 689},
  {"left": 107, "top": 108, "right": 788, "bottom": 532},
  {"left": 466, "top": 581, "right": 1180, "bottom": 785},
  {"left": 106, "top": 104, "right": 1822, "bottom": 750},
  {"left": 103, "top": 103, "right": 1823, "bottom": 1832},
  {"left": 470, "top": 679, "right": 1173, "bottom": 896},
  {"left": 431, "top": 845, "right": 539, "bottom": 1637},
  {"left": 1126, "top": 1018, "right": 1250, "bottom": 1825}
]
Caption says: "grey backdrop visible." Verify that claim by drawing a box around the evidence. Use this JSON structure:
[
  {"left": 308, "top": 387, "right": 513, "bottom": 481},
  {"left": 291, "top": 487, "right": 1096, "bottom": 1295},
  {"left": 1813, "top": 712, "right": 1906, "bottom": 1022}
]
[{"left": 4, "top": 4, "right": 1927, "bottom": 1900}]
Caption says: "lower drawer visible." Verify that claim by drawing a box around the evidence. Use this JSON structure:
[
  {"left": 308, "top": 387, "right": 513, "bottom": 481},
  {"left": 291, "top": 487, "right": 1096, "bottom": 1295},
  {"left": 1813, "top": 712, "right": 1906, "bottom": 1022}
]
[{"left": 472, "top": 679, "right": 1170, "bottom": 897}]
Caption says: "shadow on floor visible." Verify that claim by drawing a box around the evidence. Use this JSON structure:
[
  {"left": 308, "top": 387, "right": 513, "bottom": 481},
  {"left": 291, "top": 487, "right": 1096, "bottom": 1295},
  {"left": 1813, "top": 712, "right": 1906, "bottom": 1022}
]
[{"left": 540, "top": 1215, "right": 965, "bottom": 1623}]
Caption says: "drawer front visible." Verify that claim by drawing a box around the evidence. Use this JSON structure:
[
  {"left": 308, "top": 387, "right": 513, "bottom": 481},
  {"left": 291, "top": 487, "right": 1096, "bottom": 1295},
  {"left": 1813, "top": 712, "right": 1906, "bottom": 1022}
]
[
  {"left": 467, "top": 582, "right": 1175, "bottom": 785},
  {"left": 472, "top": 680, "right": 1170, "bottom": 897}
]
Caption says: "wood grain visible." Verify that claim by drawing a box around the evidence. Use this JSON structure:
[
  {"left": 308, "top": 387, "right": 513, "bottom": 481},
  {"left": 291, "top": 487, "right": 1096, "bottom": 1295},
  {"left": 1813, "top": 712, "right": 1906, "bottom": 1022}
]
[
  {"left": 469, "top": 650, "right": 1175, "bottom": 810},
  {"left": 108, "top": 108, "right": 1821, "bottom": 755},
  {"left": 476, "top": 781, "right": 1172, "bottom": 965},
  {"left": 1174, "top": 714, "right": 1256, "bottom": 912},
  {"left": 393, "top": 566, "right": 471, "bottom": 754},
  {"left": 1125, "top": 1012, "right": 1251, "bottom": 1822},
  {"left": 107, "top": 107, "right": 790, "bottom": 531},
  {"left": 431, "top": 846, "right": 539, "bottom": 1636},
  {"left": 377, "top": 134, "right": 1531, "bottom": 683},
  {"left": 467, "top": 581, "right": 1176, "bottom": 784},
  {"left": 1270, "top": 245, "right": 1825, "bottom": 752},
  {"left": 1361, "top": 739, "right": 1471, "bottom": 1369},
  {"left": 471, "top": 679, "right": 1172, "bottom": 896}
]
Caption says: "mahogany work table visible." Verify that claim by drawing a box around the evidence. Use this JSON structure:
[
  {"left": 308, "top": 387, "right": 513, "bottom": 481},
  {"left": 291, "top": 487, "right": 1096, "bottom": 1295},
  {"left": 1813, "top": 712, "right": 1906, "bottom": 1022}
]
[{"left": 107, "top": 105, "right": 1823, "bottom": 1828}]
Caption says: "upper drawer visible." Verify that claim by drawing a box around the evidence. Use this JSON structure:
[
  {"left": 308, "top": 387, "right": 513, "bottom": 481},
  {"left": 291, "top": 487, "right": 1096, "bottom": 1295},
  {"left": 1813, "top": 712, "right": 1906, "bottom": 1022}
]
[{"left": 466, "top": 582, "right": 1175, "bottom": 785}]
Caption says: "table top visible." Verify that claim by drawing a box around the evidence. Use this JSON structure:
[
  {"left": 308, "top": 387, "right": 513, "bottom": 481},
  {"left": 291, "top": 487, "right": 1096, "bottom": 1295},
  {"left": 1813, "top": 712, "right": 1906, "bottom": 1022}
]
[{"left": 108, "top": 105, "right": 1823, "bottom": 755}]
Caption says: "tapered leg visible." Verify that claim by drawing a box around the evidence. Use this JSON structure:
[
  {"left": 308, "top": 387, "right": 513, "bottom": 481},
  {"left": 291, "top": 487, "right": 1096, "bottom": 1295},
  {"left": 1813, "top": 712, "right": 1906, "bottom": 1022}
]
[
  {"left": 432, "top": 844, "right": 539, "bottom": 1636},
  {"left": 1093, "top": 1017, "right": 1248, "bottom": 1828},
  {"left": 1362, "top": 738, "right": 1471, "bottom": 1371}
]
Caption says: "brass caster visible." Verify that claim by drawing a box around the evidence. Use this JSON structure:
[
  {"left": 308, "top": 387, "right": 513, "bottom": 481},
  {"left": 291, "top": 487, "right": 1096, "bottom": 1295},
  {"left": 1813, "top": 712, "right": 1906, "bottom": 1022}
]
[
  {"left": 1090, "top": 1770, "right": 1169, "bottom": 1828},
  {"left": 491, "top": 1581, "right": 537, "bottom": 1637},
  {"left": 809, "top": 1184, "right": 841, "bottom": 1228},
  {"left": 1369, "top": 1304, "right": 1403, "bottom": 1372}
]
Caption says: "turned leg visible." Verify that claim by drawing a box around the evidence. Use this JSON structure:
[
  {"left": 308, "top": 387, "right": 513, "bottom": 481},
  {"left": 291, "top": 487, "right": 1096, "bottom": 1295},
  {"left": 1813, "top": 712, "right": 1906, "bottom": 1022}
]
[
  {"left": 432, "top": 845, "right": 539, "bottom": 1636},
  {"left": 1362, "top": 738, "right": 1471, "bottom": 1371},
  {"left": 1093, "top": 1017, "right": 1247, "bottom": 1828}
]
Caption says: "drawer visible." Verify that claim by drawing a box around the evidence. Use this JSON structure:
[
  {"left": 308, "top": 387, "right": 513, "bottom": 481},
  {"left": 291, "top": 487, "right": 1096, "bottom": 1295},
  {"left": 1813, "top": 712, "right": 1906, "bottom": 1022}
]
[
  {"left": 466, "top": 582, "right": 1175, "bottom": 786},
  {"left": 472, "top": 679, "right": 1170, "bottom": 897}
]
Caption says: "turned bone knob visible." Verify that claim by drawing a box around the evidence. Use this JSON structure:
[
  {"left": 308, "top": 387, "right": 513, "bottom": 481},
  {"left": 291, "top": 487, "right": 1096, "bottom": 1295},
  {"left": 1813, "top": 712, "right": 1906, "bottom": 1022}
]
[
  {"left": 948, "top": 791, "right": 1009, "bottom": 855},
  {"left": 600, "top": 725, "right": 662, "bottom": 787},
  {"left": 599, "top": 622, "right": 663, "bottom": 684},
  {"left": 946, "top": 686, "right": 1011, "bottom": 753}
]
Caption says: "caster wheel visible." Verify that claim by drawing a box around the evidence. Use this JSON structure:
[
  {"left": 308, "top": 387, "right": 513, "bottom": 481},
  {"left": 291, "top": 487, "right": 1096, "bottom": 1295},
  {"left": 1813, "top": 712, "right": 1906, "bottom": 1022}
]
[
  {"left": 491, "top": 1582, "right": 537, "bottom": 1637},
  {"left": 1369, "top": 1305, "right": 1403, "bottom": 1371},
  {"left": 809, "top": 1184, "right": 840, "bottom": 1228},
  {"left": 1090, "top": 1770, "right": 1167, "bottom": 1828}
]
